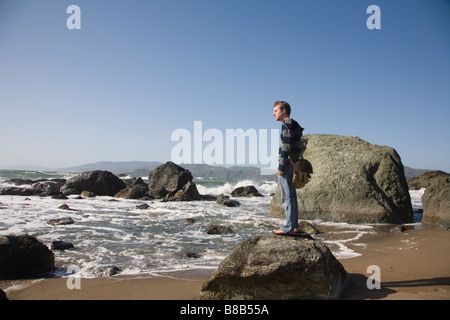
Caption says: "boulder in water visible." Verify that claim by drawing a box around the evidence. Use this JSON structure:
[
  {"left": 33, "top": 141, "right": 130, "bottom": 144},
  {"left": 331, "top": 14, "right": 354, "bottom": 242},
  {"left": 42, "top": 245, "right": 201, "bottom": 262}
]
[
  {"left": 61, "top": 170, "right": 126, "bottom": 196},
  {"left": 0, "top": 234, "right": 55, "bottom": 279}
]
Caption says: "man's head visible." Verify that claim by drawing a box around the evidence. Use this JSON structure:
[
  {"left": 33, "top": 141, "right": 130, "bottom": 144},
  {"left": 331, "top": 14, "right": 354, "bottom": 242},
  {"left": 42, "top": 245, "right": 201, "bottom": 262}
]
[{"left": 273, "top": 101, "right": 291, "bottom": 122}]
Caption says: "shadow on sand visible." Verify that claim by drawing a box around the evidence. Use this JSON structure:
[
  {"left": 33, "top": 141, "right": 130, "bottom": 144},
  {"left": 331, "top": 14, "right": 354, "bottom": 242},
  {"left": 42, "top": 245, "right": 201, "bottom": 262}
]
[{"left": 340, "top": 273, "right": 450, "bottom": 300}]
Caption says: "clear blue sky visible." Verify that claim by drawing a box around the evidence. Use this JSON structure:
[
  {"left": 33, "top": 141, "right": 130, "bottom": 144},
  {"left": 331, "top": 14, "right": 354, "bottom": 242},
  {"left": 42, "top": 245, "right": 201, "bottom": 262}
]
[{"left": 1, "top": 0, "right": 449, "bottom": 172}]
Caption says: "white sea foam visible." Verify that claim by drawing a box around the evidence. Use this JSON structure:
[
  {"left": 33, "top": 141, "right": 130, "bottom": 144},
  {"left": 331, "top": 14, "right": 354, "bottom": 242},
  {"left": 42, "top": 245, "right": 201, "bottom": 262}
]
[
  {"left": 409, "top": 187, "right": 425, "bottom": 212},
  {"left": 0, "top": 171, "right": 408, "bottom": 278},
  {"left": 195, "top": 179, "right": 277, "bottom": 196}
]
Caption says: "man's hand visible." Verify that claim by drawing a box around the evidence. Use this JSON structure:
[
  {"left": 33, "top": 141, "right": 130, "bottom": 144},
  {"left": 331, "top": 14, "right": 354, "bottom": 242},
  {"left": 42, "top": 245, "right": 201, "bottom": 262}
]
[{"left": 277, "top": 170, "right": 284, "bottom": 176}]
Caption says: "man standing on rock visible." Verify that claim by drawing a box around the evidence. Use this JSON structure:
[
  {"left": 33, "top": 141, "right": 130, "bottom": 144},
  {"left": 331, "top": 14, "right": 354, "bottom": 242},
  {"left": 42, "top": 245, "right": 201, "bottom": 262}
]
[{"left": 272, "top": 101, "right": 304, "bottom": 235}]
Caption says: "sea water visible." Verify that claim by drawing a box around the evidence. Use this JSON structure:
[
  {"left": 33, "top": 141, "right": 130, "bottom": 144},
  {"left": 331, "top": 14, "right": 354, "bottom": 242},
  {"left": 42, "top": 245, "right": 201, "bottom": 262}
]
[{"left": 0, "top": 169, "right": 423, "bottom": 278}]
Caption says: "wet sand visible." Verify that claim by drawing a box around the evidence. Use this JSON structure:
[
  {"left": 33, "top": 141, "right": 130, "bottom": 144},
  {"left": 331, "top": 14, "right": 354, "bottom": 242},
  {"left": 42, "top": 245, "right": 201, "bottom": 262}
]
[
  {"left": 1, "top": 227, "right": 449, "bottom": 300},
  {"left": 339, "top": 227, "right": 450, "bottom": 300}
]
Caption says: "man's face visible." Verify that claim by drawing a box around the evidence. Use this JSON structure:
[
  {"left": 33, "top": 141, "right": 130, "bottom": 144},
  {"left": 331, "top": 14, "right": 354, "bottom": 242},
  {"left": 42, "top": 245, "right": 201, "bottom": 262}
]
[{"left": 273, "top": 105, "right": 285, "bottom": 121}]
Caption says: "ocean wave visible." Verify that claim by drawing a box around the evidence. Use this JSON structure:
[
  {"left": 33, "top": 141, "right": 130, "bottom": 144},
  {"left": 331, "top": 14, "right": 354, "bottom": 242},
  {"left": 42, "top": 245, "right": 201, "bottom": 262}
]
[{"left": 0, "top": 170, "right": 423, "bottom": 278}]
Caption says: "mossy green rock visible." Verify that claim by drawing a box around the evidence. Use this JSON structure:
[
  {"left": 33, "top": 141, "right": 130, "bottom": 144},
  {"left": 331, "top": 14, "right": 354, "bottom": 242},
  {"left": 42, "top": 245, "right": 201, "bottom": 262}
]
[{"left": 270, "top": 134, "right": 413, "bottom": 224}]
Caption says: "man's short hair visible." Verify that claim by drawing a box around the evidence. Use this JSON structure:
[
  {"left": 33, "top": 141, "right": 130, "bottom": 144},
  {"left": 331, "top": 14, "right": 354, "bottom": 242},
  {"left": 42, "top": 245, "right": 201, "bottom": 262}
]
[{"left": 274, "top": 101, "right": 291, "bottom": 116}]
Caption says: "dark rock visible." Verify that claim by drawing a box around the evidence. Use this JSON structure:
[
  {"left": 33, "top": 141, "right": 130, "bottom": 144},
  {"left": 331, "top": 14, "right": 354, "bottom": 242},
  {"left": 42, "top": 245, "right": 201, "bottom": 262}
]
[
  {"left": 4, "top": 178, "right": 38, "bottom": 186},
  {"left": 205, "top": 225, "right": 235, "bottom": 235},
  {"left": 183, "top": 251, "right": 201, "bottom": 259},
  {"left": 58, "top": 204, "right": 76, "bottom": 211},
  {"left": 147, "top": 162, "right": 201, "bottom": 201},
  {"left": 123, "top": 177, "right": 147, "bottom": 188},
  {"left": 169, "top": 181, "right": 201, "bottom": 201},
  {"left": 52, "top": 194, "right": 68, "bottom": 199},
  {"left": 51, "top": 240, "right": 74, "bottom": 251},
  {"left": 200, "top": 234, "right": 346, "bottom": 300},
  {"left": 31, "top": 179, "right": 66, "bottom": 196},
  {"left": 216, "top": 195, "right": 240, "bottom": 207},
  {"left": 184, "top": 218, "right": 196, "bottom": 225},
  {"left": 114, "top": 184, "right": 148, "bottom": 199},
  {"left": 0, "top": 234, "right": 55, "bottom": 279},
  {"left": 231, "top": 185, "right": 263, "bottom": 197},
  {"left": 135, "top": 203, "right": 150, "bottom": 210},
  {"left": 271, "top": 134, "right": 413, "bottom": 224},
  {"left": 0, "top": 289, "right": 7, "bottom": 300},
  {"left": 200, "top": 194, "right": 218, "bottom": 201},
  {"left": 0, "top": 179, "right": 66, "bottom": 197},
  {"left": 0, "top": 187, "right": 34, "bottom": 196},
  {"left": 60, "top": 170, "right": 126, "bottom": 196},
  {"left": 47, "top": 217, "right": 75, "bottom": 226}
]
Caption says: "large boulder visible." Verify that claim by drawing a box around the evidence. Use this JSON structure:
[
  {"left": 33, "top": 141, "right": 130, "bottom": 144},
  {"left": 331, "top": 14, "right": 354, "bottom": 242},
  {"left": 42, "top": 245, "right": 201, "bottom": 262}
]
[
  {"left": 200, "top": 234, "right": 346, "bottom": 300},
  {"left": 31, "top": 179, "right": 66, "bottom": 196},
  {"left": 0, "top": 234, "right": 55, "bottom": 279},
  {"left": 270, "top": 134, "right": 413, "bottom": 224},
  {"left": 413, "top": 171, "right": 450, "bottom": 230},
  {"left": 148, "top": 162, "right": 200, "bottom": 201},
  {"left": 0, "top": 187, "right": 34, "bottom": 196},
  {"left": 61, "top": 170, "right": 126, "bottom": 196}
]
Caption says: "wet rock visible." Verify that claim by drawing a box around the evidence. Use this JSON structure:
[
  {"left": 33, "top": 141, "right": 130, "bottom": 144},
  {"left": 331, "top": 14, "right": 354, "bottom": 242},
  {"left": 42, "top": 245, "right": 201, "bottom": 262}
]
[
  {"left": 216, "top": 195, "right": 240, "bottom": 207},
  {"left": 184, "top": 218, "right": 196, "bottom": 225},
  {"left": 114, "top": 184, "right": 148, "bottom": 199},
  {"left": 58, "top": 204, "right": 77, "bottom": 211},
  {"left": 61, "top": 170, "right": 126, "bottom": 196},
  {"left": 0, "top": 187, "right": 34, "bottom": 196},
  {"left": 183, "top": 251, "right": 201, "bottom": 259},
  {"left": 51, "top": 240, "right": 74, "bottom": 251},
  {"left": 31, "top": 179, "right": 66, "bottom": 196},
  {"left": 47, "top": 217, "right": 75, "bottom": 226},
  {"left": 147, "top": 162, "right": 200, "bottom": 201},
  {"left": 205, "top": 225, "right": 235, "bottom": 235},
  {"left": 0, "top": 234, "right": 55, "bottom": 279},
  {"left": 52, "top": 194, "right": 68, "bottom": 199},
  {"left": 135, "top": 203, "right": 150, "bottom": 210},
  {"left": 231, "top": 185, "right": 263, "bottom": 197}
]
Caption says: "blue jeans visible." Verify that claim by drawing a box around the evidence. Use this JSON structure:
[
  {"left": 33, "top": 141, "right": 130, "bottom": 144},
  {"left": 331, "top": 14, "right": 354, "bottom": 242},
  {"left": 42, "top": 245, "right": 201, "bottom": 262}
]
[{"left": 278, "top": 165, "right": 299, "bottom": 232}]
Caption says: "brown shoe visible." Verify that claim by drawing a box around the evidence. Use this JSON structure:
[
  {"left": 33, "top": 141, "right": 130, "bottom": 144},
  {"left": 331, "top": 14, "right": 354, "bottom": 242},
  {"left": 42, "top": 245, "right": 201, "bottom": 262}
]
[{"left": 272, "top": 228, "right": 294, "bottom": 235}]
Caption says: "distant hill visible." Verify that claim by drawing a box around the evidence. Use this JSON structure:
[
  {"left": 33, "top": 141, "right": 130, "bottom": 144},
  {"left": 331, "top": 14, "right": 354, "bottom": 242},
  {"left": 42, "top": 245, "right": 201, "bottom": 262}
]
[
  {"left": 59, "top": 162, "right": 432, "bottom": 181},
  {"left": 58, "top": 161, "right": 161, "bottom": 175},
  {"left": 58, "top": 161, "right": 277, "bottom": 181},
  {"left": 2, "top": 162, "right": 431, "bottom": 182},
  {"left": 403, "top": 166, "right": 434, "bottom": 181}
]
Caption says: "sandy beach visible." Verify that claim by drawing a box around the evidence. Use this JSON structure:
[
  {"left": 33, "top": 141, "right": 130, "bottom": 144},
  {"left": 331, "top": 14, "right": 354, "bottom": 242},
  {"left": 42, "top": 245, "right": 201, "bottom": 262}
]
[{"left": 1, "top": 226, "right": 449, "bottom": 300}]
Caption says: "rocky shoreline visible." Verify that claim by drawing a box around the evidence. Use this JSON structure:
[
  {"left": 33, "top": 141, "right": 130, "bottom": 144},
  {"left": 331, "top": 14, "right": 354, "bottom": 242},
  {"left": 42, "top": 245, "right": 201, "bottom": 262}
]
[{"left": 1, "top": 134, "right": 449, "bottom": 300}]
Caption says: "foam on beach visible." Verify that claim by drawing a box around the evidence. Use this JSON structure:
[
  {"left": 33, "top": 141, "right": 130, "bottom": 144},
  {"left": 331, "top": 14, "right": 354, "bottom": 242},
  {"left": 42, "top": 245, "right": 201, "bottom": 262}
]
[{"left": 0, "top": 172, "right": 424, "bottom": 278}]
